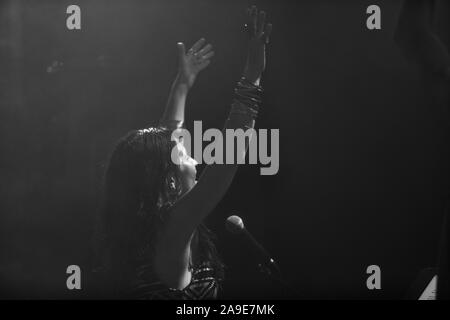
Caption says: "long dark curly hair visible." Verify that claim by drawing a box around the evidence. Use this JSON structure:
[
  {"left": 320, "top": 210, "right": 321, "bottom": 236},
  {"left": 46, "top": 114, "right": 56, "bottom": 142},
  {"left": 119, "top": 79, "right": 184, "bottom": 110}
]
[{"left": 95, "top": 127, "right": 224, "bottom": 296}]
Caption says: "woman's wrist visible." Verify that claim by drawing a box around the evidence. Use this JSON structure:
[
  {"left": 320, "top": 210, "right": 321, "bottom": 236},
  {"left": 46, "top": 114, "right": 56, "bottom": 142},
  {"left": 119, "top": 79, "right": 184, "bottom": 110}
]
[
  {"left": 174, "top": 73, "right": 192, "bottom": 90},
  {"left": 241, "top": 71, "right": 261, "bottom": 86}
]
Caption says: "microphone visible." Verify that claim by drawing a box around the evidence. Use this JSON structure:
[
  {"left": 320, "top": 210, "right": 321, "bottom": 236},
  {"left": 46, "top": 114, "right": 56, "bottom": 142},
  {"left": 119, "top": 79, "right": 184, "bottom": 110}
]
[
  {"left": 225, "top": 215, "right": 280, "bottom": 273},
  {"left": 226, "top": 215, "right": 300, "bottom": 298}
]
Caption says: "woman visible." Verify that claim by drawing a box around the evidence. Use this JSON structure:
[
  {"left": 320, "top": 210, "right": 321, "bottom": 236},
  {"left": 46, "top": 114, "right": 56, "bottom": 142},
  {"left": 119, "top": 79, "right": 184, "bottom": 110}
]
[{"left": 99, "top": 6, "right": 272, "bottom": 299}]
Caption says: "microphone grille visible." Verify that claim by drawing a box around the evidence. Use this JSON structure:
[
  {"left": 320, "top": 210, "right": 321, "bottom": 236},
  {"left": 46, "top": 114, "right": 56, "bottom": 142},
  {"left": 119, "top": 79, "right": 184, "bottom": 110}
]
[{"left": 225, "top": 215, "right": 245, "bottom": 234}]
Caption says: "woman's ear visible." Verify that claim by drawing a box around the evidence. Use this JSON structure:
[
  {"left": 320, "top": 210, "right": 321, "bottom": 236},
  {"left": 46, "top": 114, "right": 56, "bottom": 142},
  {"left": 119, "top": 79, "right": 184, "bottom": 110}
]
[
  {"left": 166, "top": 173, "right": 177, "bottom": 191},
  {"left": 169, "top": 176, "right": 176, "bottom": 190}
]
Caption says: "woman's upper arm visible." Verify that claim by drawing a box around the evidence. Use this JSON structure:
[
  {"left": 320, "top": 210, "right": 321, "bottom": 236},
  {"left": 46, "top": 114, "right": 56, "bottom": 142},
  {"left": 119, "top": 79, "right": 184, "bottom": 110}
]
[
  {"left": 152, "top": 164, "right": 237, "bottom": 289},
  {"left": 154, "top": 78, "right": 261, "bottom": 286},
  {"left": 164, "top": 163, "right": 239, "bottom": 245}
]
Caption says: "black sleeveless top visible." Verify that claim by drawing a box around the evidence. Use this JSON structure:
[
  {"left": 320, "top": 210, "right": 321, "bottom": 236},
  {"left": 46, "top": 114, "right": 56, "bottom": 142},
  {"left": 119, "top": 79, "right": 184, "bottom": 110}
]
[
  {"left": 108, "top": 159, "right": 223, "bottom": 300},
  {"left": 126, "top": 261, "right": 220, "bottom": 300},
  {"left": 122, "top": 218, "right": 222, "bottom": 300}
]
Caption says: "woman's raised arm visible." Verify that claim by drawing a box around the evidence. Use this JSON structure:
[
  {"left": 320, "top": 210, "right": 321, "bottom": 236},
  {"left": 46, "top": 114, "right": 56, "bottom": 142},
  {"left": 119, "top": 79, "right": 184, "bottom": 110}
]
[
  {"left": 160, "top": 38, "right": 215, "bottom": 128},
  {"left": 155, "top": 6, "right": 272, "bottom": 289}
]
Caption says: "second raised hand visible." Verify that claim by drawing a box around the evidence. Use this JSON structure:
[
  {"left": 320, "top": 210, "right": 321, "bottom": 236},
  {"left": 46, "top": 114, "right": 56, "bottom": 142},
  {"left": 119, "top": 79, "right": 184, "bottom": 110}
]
[
  {"left": 243, "top": 6, "right": 272, "bottom": 85},
  {"left": 177, "top": 38, "right": 215, "bottom": 88}
]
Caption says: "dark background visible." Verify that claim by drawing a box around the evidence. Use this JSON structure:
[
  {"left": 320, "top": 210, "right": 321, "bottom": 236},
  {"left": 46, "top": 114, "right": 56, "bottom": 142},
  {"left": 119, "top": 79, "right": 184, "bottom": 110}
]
[{"left": 0, "top": 0, "right": 449, "bottom": 299}]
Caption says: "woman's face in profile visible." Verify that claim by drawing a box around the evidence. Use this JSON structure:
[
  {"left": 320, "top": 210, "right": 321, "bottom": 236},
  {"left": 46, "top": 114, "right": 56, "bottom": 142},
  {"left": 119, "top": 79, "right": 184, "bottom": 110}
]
[{"left": 174, "top": 142, "right": 198, "bottom": 192}]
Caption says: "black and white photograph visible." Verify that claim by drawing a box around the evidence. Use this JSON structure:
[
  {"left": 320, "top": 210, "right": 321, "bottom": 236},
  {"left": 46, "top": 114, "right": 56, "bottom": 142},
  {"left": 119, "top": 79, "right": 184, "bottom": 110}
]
[{"left": 0, "top": 0, "right": 449, "bottom": 304}]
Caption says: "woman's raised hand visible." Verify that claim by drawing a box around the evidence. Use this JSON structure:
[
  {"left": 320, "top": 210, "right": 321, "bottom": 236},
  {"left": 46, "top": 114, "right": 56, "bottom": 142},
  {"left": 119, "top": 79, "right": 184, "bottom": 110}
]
[
  {"left": 176, "top": 38, "right": 215, "bottom": 89},
  {"left": 243, "top": 6, "right": 272, "bottom": 85}
]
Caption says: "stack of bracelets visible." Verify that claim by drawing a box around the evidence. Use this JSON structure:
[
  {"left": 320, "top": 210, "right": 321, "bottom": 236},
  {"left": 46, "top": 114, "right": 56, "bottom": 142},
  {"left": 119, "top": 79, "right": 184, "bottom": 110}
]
[
  {"left": 229, "top": 77, "right": 263, "bottom": 121},
  {"left": 159, "top": 77, "right": 262, "bottom": 131}
]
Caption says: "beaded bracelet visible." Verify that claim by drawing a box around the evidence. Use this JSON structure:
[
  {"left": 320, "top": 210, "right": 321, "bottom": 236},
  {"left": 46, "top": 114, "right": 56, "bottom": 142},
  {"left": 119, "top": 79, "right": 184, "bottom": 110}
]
[
  {"left": 238, "top": 77, "right": 263, "bottom": 92},
  {"left": 234, "top": 77, "right": 263, "bottom": 111},
  {"left": 229, "top": 93, "right": 260, "bottom": 120}
]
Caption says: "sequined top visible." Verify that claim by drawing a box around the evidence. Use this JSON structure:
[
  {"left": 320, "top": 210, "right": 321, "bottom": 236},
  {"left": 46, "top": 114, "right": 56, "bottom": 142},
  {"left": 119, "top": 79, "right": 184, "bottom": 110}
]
[
  {"left": 126, "top": 262, "right": 220, "bottom": 300},
  {"left": 122, "top": 216, "right": 221, "bottom": 300}
]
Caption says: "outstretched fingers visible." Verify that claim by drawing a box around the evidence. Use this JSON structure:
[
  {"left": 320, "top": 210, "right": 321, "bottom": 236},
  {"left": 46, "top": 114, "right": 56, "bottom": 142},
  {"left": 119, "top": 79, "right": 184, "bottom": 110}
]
[
  {"left": 246, "top": 6, "right": 271, "bottom": 43},
  {"left": 263, "top": 23, "right": 272, "bottom": 44},
  {"left": 201, "top": 51, "right": 215, "bottom": 60},
  {"left": 197, "top": 43, "right": 213, "bottom": 56},
  {"left": 189, "top": 38, "right": 206, "bottom": 54},
  {"left": 257, "top": 10, "right": 266, "bottom": 36},
  {"left": 246, "top": 5, "right": 258, "bottom": 36}
]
